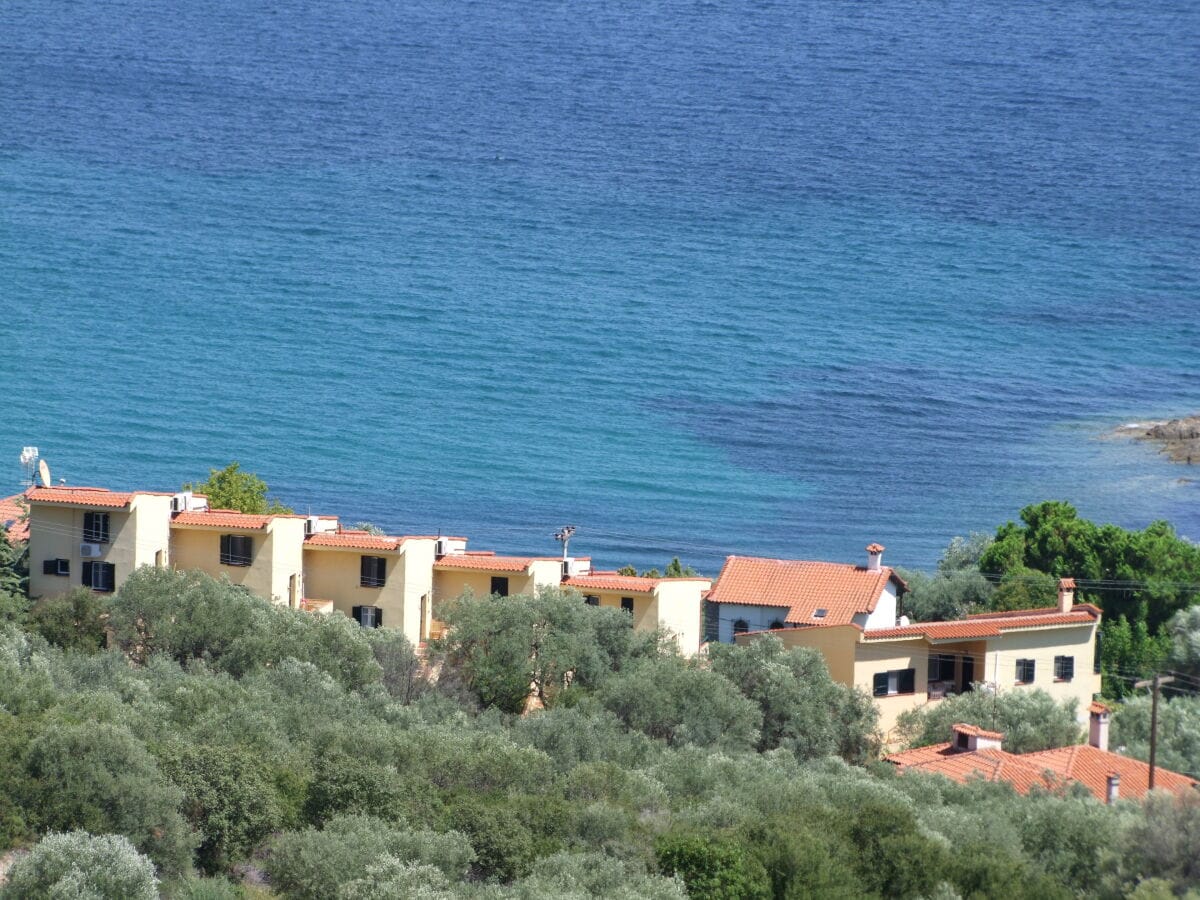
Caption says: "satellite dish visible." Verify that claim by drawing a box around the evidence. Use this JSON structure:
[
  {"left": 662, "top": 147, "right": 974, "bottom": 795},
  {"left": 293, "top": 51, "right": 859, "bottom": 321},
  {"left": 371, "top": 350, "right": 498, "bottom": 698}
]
[{"left": 37, "top": 459, "right": 51, "bottom": 487}]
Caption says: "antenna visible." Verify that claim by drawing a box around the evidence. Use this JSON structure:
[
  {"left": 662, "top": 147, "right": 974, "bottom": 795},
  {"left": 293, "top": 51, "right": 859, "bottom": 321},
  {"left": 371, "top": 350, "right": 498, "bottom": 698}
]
[
  {"left": 553, "top": 525, "right": 576, "bottom": 559},
  {"left": 38, "top": 459, "right": 51, "bottom": 487},
  {"left": 19, "top": 446, "right": 38, "bottom": 487}
]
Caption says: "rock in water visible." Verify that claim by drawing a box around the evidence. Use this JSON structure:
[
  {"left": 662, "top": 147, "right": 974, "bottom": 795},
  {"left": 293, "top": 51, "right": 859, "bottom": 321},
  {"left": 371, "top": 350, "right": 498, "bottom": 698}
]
[{"left": 1135, "top": 416, "right": 1200, "bottom": 464}]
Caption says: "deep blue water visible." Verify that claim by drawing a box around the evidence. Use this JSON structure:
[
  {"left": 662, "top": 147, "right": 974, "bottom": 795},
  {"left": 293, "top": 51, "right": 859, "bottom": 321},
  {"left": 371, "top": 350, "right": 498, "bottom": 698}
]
[{"left": 2, "top": 0, "right": 1198, "bottom": 573}]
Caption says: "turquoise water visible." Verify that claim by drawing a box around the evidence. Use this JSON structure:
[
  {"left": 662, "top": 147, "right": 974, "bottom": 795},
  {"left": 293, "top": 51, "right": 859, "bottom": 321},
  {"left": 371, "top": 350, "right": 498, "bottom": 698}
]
[{"left": 1, "top": 0, "right": 1197, "bottom": 571}]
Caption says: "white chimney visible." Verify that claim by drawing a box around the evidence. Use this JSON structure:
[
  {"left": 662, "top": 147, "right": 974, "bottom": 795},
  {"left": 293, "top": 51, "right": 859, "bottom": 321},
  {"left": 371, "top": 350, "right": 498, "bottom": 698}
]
[
  {"left": 1057, "top": 577, "right": 1076, "bottom": 613},
  {"left": 951, "top": 723, "right": 1003, "bottom": 752},
  {"left": 1089, "top": 701, "right": 1110, "bottom": 752},
  {"left": 866, "top": 543, "right": 885, "bottom": 572},
  {"left": 1106, "top": 773, "right": 1120, "bottom": 804}
]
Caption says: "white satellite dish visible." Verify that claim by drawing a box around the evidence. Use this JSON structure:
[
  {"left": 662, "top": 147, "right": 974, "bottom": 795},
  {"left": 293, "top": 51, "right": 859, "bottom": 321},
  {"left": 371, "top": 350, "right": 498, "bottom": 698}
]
[{"left": 37, "top": 459, "right": 51, "bottom": 487}]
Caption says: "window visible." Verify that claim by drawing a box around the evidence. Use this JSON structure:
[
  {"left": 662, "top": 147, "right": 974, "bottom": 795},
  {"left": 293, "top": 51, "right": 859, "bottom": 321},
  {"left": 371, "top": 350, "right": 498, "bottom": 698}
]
[
  {"left": 928, "top": 654, "right": 956, "bottom": 683},
  {"left": 1054, "top": 655, "right": 1075, "bottom": 681},
  {"left": 360, "top": 556, "right": 387, "bottom": 587},
  {"left": 813, "top": 608, "right": 828, "bottom": 620},
  {"left": 733, "top": 619, "right": 749, "bottom": 636},
  {"left": 351, "top": 605, "right": 383, "bottom": 628},
  {"left": 769, "top": 619, "right": 785, "bottom": 630},
  {"left": 219, "top": 534, "right": 253, "bottom": 566},
  {"left": 955, "top": 730, "right": 970, "bottom": 750},
  {"left": 620, "top": 597, "right": 634, "bottom": 613},
  {"left": 43, "top": 558, "right": 70, "bottom": 576},
  {"left": 584, "top": 595, "right": 600, "bottom": 606},
  {"left": 704, "top": 601, "right": 720, "bottom": 643},
  {"left": 490, "top": 576, "right": 509, "bottom": 597},
  {"left": 82, "top": 511, "right": 110, "bottom": 544},
  {"left": 873, "top": 668, "right": 916, "bottom": 697},
  {"left": 1015, "top": 659, "right": 1035, "bottom": 684},
  {"left": 82, "top": 561, "right": 115, "bottom": 592},
  {"left": 1094, "top": 630, "right": 1102, "bottom": 674}
]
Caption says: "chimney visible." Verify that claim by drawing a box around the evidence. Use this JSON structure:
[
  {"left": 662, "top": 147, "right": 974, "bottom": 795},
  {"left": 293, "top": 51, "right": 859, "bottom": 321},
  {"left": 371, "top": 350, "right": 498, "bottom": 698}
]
[
  {"left": 1057, "top": 577, "right": 1076, "bottom": 613},
  {"left": 951, "top": 723, "right": 1003, "bottom": 753},
  {"left": 866, "top": 543, "right": 885, "bottom": 573},
  {"left": 1089, "top": 701, "right": 1110, "bottom": 752},
  {"left": 1106, "top": 773, "right": 1120, "bottom": 804}
]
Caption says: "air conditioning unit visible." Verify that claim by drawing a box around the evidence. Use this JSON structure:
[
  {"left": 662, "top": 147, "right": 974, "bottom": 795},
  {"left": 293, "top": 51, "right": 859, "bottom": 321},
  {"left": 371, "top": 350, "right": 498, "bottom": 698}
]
[
  {"left": 79, "top": 543, "right": 102, "bottom": 558},
  {"left": 562, "top": 559, "right": 572, "bottom": 579},
  {"left": 435, "top": 538, "right": 448, "bottom": 557},
  {"left": 305, "top": 515, "right": 320, "bottom": 536}
]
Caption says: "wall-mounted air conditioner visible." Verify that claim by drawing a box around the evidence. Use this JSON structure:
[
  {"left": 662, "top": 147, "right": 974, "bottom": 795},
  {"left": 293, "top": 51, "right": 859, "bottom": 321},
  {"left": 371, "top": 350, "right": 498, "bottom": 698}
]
[
  {"left": 435, "top": 538, "right": 448, "bottom": 557},
  {"left": 305, "top": 516, "right": 320, "bottom": 536},
  {"left": 79, "top": 543, "right": 102, "bottom": 558}
]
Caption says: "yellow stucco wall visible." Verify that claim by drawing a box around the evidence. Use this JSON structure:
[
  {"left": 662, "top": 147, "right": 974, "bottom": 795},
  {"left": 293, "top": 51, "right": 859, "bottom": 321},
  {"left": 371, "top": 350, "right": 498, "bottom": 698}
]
[
  {"left": 748, "top": 625, "right": 861, "bottom": 685},
  {"left": 980, "top": 624, "right": 1101, "bottom": 724},
  {"left": 649, "top": 580, "right": 708, "bottom": 656},
  {"left": 432, "top": 568, "right": 538, "bottom": 604},
  {"left": 171, "top": 517, "right": 305, "bottom": 605},
  {"left": 27, "top": 496, "right": 172, "bottom": 599},
  {"left": 570, "top": 587, "right": 655, "bottom": 630}
]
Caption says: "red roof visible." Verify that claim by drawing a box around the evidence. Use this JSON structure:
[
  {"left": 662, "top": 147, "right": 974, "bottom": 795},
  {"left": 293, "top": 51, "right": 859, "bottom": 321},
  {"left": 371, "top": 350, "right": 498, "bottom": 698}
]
[
  {"left": 1022, "top": 744, "right": 1197, "bottom": 801},
  {"left": 25, "top": 486, "right": 136, "bottom": 507},
  {"left": 0, "top": 494, "right": 29, "bottom": 543},
  {"left": 304, "top": 531, "right": 401, "bottom": 551},
  {"left": 887, "top": 741, "right": 1197, "bottom": 801},
  {"left": 953, "top": 723, "right": 1004, "bottom": 740},
  {"left": 434, "top": 554, "right": 537, "bottom": 573},
  {"left": 864, "top": 606, "right": 1100, "bottom": 642},
  {"left": 566, "top": 574, "right": 710, "bottom": 593},
  {"left": 172, "top": 510, "right": 273, "bottom": 529},
  {"left": 707, "top": 555, "right": 904, "bottom": 626}
]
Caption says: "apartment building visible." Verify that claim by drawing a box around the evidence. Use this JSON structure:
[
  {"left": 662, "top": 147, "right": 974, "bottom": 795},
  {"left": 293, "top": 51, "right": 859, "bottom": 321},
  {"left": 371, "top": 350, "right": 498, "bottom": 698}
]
[
  {"left": 737, "top": 578, "right": 1102, "bottom": 742},
  {"left": 23, "top": 483, "right": 711, "bottom": 652}
]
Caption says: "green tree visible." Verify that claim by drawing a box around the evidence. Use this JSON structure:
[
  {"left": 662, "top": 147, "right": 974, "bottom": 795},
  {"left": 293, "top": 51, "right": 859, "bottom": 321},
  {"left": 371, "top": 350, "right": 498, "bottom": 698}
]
[
  {"left": 664, "top": 557, "right": 698, "bottom": 578},
  {"left": 183, "top": 462, "right": 293, "bottom": 515},
  {"left": 707, "top": 636, "right": 878, "bottom": 763},
  {"left": 1111, "top": 694, "right": 1200, "bottom": 779},
  {"left": 159, "top": 742, "right": 285, "bottom": 874},
  {"left": 1100, "top": 615, "right": 1169, "bottom": 700},
  {"left": 0, "top": 831, "right": 158, "bottom": 900},
  {"left": 895, "top": 688, "right": 1081, "bottom": 754},
  {"left": 1166, "top": 605, "right": 1200, "bottom": 685},
  {"left": 597, "top": 655, "right": 762, "bottom": 750},
  {"left": 27, "top": 588, "right": 107, "bottom": 652},
  {"left": 0, "top": 522, "right": 29, "bottom": 623},
  {"left": 22, "top": 723, "right": 195, "bottom": 874},
  {"left": 655, "top": 831, "right": 771, "bottom": 900},
  {"left": 435, "top": 588, "right": 656, "bottom": 713}
]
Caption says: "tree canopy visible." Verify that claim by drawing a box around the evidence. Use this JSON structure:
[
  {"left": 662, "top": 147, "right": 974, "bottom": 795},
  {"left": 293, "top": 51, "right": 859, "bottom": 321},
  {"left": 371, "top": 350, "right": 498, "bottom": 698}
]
[{"left": 182, "top": 462, "right": 293, "bottom": 515}]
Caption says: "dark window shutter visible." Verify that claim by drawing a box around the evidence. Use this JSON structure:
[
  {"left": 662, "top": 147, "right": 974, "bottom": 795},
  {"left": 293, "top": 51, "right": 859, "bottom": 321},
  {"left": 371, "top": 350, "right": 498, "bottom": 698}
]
[
  {"left": 1094, "top": 630, "right": 1102, "bottom": 674},
  {"left": 899, "top": 669, "right": 915, "bottom": 694},
  {"left": 1062, "top": 656, "right": 1074, "bottom": 680},
  {"left": 82, "top": 560, "right": 93, "bottom": 587},
  {"left": 220, "top": 534, "right": 231, "bottom": 562},
  {"left": 374, "top": 608, "right": 383, "bottom": 628},
  {"left": 621, "top": 597, "right": 634, "bottom": 613},
  {"left": 43, "top": 559, "right": 57, "bottom": 575},
  {"left": 490, "top": 576, "right": 509, "bottom": 597},
  {"left": 352, "top": 605, "right": 362, "bottom": 624},
  {"left": 873, "top": 672, "right": 889, "bottom": 697},
  {"left": 99, "top": 563, "right": 115, "bottom": 592},
  {"left": 360, "top": 556, "right": 370, "bottom": 582}
]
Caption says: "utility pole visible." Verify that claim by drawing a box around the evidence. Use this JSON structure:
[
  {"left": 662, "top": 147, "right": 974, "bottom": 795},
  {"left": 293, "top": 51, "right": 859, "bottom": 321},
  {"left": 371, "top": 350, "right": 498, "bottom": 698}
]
[
  {"left": 553, "top": 525, "right": 576, "bottom": 559},
  {"left": 1133, "top": 674, "right": 1175, "bottom": 790}
]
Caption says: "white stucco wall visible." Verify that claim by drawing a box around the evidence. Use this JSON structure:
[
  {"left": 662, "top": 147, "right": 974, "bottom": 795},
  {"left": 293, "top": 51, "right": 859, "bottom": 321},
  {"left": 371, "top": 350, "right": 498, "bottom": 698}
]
[
  {"left": 853, "top": 583, "right": 898, "bottom": 631},
  {"left": 714, "top": 603, "right": 794, "bottom": 643}
]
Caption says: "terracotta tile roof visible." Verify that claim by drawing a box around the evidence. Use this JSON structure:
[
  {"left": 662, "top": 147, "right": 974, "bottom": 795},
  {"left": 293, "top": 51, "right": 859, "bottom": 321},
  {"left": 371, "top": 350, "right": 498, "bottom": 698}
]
[
  {"left": 304, "top": 531, "right": 402, "bottom": 551},
  {"left": 434, "top": 554, "right": 536, "bottom": 572},
  {"left": 1089, "top": 701, "right": 1112, "bottom": 716},
  {"left": 888, "top": 741, "right": 1197, "bottom": 801},
  {"left": 965, "top": 603, "right": 1102, "bottom": 620},
  {"left": 707, "top": 555, "right": 904, "bottom": 626},
  {"left": 0, "top": 494, "right": 29, "bottom": 543},
  {"left": 1021, "top": 744, "right": 1198, "bottom": 801},
  {"left": 953, "top": 723, "right": 1004, "bottom": 740},
  {"left": 25, "top": 486, "right": 135, "bottom": 507},
  {"left": 565, "top": 574, "right": 662, "bottom": 593},
  {"left": 172, "top": 510, "right": 273, "bottom": 529},
  {"left": 864, "top": 606, "right": 1100, "bottom": 641},
  {"left": 886, "top": 744, "right": 1059, "bottom": 795}
]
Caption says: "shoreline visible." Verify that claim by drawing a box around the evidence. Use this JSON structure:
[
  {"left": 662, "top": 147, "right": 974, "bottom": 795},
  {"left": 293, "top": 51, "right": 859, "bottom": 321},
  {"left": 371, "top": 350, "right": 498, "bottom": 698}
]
[{"left": 1113, "top": 415, "right": 1200, "bottom": 465}]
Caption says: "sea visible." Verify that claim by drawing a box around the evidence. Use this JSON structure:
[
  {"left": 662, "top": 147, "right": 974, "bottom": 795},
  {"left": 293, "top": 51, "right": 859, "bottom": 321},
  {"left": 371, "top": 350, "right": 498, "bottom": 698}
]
[{"left": 1, "top": 0, "right": 1197, "bottom": 574}]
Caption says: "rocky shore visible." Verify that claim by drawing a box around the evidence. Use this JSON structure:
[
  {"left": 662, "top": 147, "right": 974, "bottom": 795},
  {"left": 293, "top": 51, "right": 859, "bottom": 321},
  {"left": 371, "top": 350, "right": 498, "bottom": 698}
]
[{"left": 1119, "top": 415, "right": 1200, "bottom": 464}]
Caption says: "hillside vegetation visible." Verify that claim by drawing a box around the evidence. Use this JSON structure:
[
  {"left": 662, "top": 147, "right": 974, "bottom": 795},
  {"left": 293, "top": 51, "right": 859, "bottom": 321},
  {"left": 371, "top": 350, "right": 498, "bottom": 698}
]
[{"left": 0, "top": 564, "right": 1197, "bottom": 898}]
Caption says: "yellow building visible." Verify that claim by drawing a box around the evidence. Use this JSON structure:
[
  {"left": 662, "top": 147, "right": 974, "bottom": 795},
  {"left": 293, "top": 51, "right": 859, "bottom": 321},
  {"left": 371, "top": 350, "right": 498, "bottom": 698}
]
[
  {"left": 737, "top": 579, "right": 1102, "bottom": 745},
  {"left": 563, "top": 573, "right": 711, "bottom": 655},
  {"left": 26, "top": 486, "right": 174, "bottom": 597}
]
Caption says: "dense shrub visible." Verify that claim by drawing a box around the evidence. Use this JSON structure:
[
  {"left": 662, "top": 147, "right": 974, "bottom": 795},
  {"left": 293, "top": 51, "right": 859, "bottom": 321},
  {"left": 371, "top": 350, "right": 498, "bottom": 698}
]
[
  {"left": 27, "top": 588, "right": 106, "bottom": 652},
  {"left": 22, "top": 722, "right": 194, "bottom": 873},
  {"left": 265, "top": 814, "right": 474, "bottom": 900},
  {"left": 0, "top": 831, "right": 157, "bottom": 900},
  {"left": 598, "top": 656, "right": 762, "bottom": 750},
  {"left": 655, "top": 830, "right": 771, "bottom": 900}
]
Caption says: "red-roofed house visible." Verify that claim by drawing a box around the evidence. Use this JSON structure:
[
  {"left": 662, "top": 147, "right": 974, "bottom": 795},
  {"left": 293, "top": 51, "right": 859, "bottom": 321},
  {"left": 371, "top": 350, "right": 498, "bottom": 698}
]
[
  {"left": 564, "top": 572, "right": 712, "bottom": 654},
  {"left": 1, "top": 494, "right": 29, "bottom": 544},
  {"left": 887, "top": 712, "right": 1197, "bottom": 803},
  {"left": 26, "top": 485, "right": 175, "bottom": 597},
  {"left": 738, "top": 577, "right": 1103, "bottom": 743},
  {"left": 706, "top": 545, "right": 907, "bottom": 643}
]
